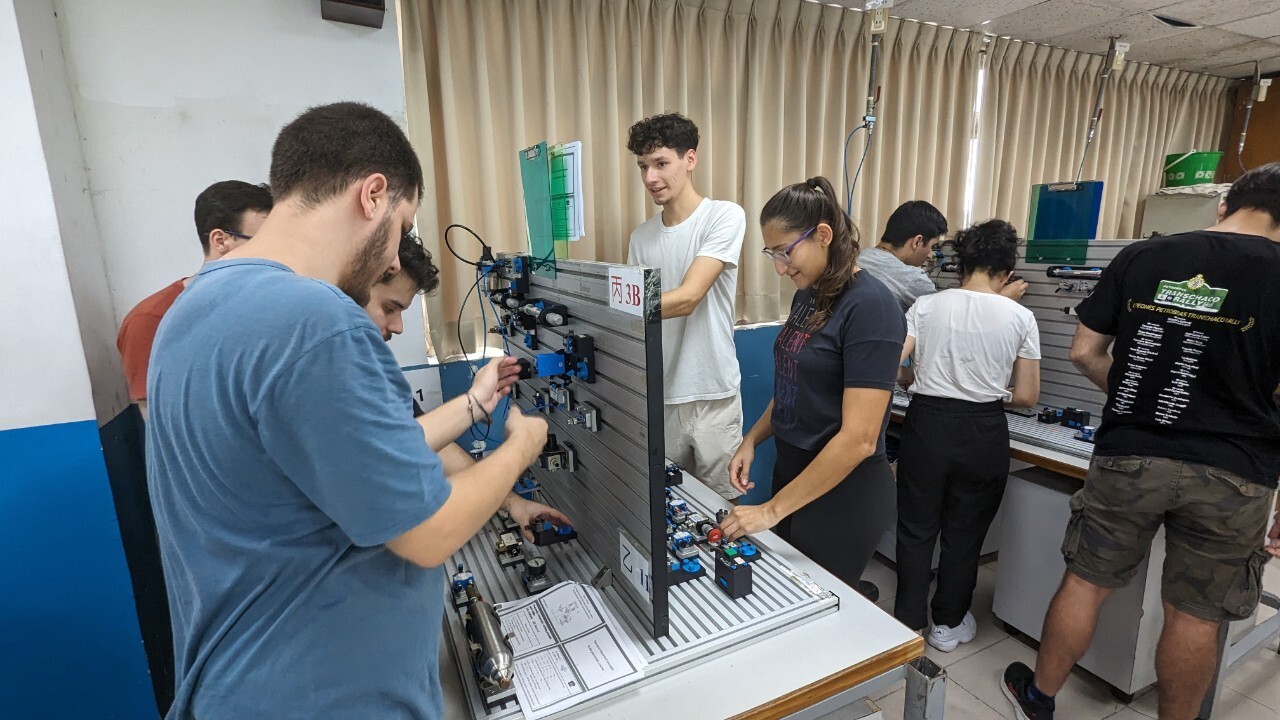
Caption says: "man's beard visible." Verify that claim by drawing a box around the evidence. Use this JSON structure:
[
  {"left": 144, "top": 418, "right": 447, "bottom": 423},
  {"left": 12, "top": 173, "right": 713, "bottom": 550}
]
[{"left": 338, "top": 212, "right": 394, "bottom": 307}]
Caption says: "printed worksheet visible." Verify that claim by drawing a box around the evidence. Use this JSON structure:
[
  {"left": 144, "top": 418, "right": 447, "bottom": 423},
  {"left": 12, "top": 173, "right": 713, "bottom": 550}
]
[{"left": 495, "top": 582, "right": 646, "bottom": 718}]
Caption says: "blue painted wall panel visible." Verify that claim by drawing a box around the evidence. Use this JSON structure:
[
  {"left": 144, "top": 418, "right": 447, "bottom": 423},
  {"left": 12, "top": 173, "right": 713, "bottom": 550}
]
[
  {"left": 734, "top": 325, "right": 781, "bottom": 506},
  {"left": 0, "top": 420, "right": 155, "bottom": 719},
  {"left": 438, "top": 359, "right": 507, "bottom": 452}
]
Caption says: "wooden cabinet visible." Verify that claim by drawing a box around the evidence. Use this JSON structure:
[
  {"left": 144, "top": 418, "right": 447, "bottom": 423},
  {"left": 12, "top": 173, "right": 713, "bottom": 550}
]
[{"left": 1221, "top": 80, "right": 1280, "bottom": 183}]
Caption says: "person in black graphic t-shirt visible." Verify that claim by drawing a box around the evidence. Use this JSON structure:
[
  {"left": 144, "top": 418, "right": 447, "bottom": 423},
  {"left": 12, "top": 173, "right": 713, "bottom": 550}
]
[
  {"left": 1004, "top": 163, "right": 1280, "bottom": 720},
  {"left": 719, "top": 177, "right": 905, "bottom": 599}
]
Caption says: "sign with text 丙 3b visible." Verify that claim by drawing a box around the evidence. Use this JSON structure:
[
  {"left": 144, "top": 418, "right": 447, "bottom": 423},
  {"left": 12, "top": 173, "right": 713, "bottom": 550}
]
[{"left": 608, "top": 266, "right": 644, "bottom": 317}]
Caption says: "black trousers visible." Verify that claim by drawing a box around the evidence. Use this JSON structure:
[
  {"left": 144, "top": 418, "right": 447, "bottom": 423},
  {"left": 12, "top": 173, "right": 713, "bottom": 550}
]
[
  {"left": 893, "top": 395, "right": 1009, "bottom": 631},
  {"left": 772, "top": 439, "right": 895, "bottom": 589}
]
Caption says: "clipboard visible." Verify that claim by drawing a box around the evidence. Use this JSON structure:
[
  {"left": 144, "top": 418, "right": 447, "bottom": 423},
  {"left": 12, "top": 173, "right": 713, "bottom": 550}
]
[{"left": 1026, "top": 181, "right": 1103, "bottom": 264}]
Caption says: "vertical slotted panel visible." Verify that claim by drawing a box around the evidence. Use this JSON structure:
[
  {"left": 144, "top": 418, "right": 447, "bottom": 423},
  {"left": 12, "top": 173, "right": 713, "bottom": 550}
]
[
  {"left": 1018, "top": 239, "right": 1129, "bottom": 419},
  {"left": 496, "top": 256, "right": 670, "bottom": 638}
]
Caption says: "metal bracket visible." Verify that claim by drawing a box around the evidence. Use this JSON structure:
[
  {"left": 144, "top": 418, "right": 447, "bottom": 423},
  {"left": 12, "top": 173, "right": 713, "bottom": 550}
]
[
  {"left": 590, "top": 565, "right": 614, "bottom": 590},
  {"left": 549, "top": 384, "right": 574, "bottom": 413},
  {"left": 566, "top": 402, "right": 599, "bottom": 432}
]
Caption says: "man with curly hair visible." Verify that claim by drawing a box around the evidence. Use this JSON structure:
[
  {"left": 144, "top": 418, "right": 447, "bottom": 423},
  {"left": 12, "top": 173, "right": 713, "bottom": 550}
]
[
  {"left": 365, "top": 232, "right": 569, "bottom": 533},
  {"left": 626, "top": 113, "right": 746, "bottom": 501}
]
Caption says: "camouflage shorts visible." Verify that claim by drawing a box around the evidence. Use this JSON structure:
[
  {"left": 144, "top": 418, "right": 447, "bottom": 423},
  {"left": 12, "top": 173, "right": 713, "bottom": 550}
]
[{"left": 1062, "top": 455, "right": 1274, "bottom": 622}]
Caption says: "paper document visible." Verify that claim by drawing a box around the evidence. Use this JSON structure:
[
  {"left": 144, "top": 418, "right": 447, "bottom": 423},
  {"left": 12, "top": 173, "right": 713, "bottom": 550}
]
[
  {"left": 549, "top": 141, "right": 585, "bottom": 241},
  {"left": 495, "top": 581, "right": 646, "bottom": 718}
]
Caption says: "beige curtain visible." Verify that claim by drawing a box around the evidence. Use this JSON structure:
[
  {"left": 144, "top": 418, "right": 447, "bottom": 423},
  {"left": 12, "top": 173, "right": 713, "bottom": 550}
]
[
  {"left": 973, "top": 38, "right": 1233, "bottom": 239},
  {"left": 399, "top": 0, "right": 982, "bottom": 357},
  {"left": 739, "top": 3, "right": 982, "bottom": 322}
]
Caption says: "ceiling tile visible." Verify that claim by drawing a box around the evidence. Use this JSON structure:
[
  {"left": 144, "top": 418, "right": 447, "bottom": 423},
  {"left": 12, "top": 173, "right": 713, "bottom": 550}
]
[
  {"left": 1123, "top": 28, "right": 1248, "bottom": 64},
  {"left": 1145, "top": 0, "right": 1279, "bottom": 26},
  {"left": 1219, "top": 8, "right": 1280, "bottom": 38},
  {"left": 1108, "top": 0, "right": 1182, "bottom": 9},
  {"left": 1205, "top": 55, "right": 1280, "bottom": 76},
  {"left": 890, "top": 0, "right": 1043, "bottom": 29},
  {"left": 985, "top": 0, "right": 1133, "bottom": 43},
  {"left": 1202, "top": 38, "right": 1280, "bottom": 68},
  {"left": 1045, "top": 10, "right": 1198, "bottom": 54},
  {"left": 813, "top": 0, "right": 1280, "bottom": 74}
]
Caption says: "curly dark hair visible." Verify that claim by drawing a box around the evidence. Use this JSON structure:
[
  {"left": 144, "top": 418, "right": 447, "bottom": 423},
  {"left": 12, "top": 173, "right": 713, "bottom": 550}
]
[
  {"left": 270, "top": 102, "right": 424, "bottom": 208},
  {"left": 391, "top": 231, "right": 439, "bottom": 295},
  {"left": 626, "top": 113, "right": 699, "bottom": 157},
  {"left": 952, "top": 219, "right": 1020, "bottom": 278},
  {"left": 760, "top": 176, "right": 860, "bottom": 332}
]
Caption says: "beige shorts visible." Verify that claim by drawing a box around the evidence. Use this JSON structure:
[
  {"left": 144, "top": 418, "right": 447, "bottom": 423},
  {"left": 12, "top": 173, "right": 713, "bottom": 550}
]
[{"left": 665, "top": 394, "right": 744, "bottom": 500}]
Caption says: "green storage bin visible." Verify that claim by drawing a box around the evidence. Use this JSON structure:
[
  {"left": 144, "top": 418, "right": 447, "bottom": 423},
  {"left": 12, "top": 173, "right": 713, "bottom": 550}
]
[{"left": 1164, "top": 151, "right": 1223, "bottom": 187}]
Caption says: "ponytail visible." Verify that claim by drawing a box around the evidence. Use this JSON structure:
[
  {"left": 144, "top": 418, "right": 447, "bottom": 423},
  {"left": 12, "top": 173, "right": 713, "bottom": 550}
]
[{"left": 760, "top": 176, "right": 860, "bottom": 331}]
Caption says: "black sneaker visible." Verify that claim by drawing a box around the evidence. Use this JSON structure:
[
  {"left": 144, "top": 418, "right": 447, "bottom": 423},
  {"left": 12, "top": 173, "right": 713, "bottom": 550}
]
[
  {"left": 1002, "top": 662, "right": 1054, "bottom": 720},
  {"left": 856, "top": 580, "right": 880, "bottom": 602}
]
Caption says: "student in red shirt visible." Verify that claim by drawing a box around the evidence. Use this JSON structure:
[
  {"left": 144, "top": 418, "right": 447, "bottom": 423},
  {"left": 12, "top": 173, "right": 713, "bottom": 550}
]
[{"left": 116, "top": 181, "right": 273, "bottom": 418}]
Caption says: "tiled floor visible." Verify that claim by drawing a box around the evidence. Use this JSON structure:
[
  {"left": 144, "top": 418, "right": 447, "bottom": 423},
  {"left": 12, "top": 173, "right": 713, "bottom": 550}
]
[{"left": 858, "top": 556, "right": 1280, "bottom": 719}]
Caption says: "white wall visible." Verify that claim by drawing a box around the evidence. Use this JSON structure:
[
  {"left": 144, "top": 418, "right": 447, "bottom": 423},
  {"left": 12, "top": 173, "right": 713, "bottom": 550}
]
[
  {"left": 53, "top": 0, "right": 433, "bottom": 368},
  {"left": 388, "top": 301, "right": 433, "bottom": 366},
  {"left": 16, "top": 0, "right": 129, "bottom": 425},
  {"left": 0, "top": 0, "right": 96, "bottom": 432}
]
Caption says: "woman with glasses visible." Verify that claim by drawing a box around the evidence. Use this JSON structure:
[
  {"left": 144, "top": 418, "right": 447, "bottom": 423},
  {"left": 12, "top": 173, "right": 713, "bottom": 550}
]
[
  {"left": 720, "top": 176, "right": 905, "bottom": 598},
  {"left": 893, "top": 219, "right": 1040, "bottom": 652}
]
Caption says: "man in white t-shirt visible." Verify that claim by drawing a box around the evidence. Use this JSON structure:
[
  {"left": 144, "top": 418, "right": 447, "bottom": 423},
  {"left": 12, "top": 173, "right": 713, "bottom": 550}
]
[{"left": 626, "top": 113, "right": 746, "bottom": 501}]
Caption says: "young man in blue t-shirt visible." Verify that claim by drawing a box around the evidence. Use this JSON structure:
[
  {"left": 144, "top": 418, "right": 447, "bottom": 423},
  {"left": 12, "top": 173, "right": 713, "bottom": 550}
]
[{"left": 147, "top": 102, "right": 548, "bottom": 719}]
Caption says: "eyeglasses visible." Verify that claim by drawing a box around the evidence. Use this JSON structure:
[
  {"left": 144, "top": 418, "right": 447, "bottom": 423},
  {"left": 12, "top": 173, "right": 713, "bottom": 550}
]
[
  {"left": 223, "top": 230, "right": 253, "bottom": 241},
  {"left": 761, "top": 227, "right": 816, "bottom": 266}
]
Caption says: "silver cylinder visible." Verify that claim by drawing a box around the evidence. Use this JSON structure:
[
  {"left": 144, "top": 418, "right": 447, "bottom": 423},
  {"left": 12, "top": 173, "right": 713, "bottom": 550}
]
[{"left": 465, "top": 590, "right": 515, "bottom": 688}]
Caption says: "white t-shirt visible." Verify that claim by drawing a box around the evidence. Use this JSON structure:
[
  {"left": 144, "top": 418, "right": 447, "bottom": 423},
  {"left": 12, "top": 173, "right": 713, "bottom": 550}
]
[
  {"left": 906, "top": 289, "right": 1041, "bottom": 404},
  {"left": 628, "top": 198, "right": 745, "bottom": 404}
]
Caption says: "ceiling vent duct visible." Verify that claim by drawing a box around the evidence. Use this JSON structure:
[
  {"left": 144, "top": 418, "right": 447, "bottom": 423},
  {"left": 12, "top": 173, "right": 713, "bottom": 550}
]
[{"left": 1151, "top": 14, "right": 1199, "bottom": 29}]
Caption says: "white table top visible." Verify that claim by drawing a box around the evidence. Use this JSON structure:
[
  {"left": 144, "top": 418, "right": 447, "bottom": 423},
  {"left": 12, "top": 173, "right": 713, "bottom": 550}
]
[
  {"left": 440, "top": 475, "right": 923, "bottom": 719},
  {"left": 1010, "top": 438, "right": 1090, "bottom": 475}
]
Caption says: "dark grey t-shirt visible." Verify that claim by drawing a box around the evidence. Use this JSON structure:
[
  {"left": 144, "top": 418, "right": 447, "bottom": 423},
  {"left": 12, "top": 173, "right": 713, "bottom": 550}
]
[
  {"left": 857, "top": 246, "right": 938, "bottom": 312},
  {"left": 772, "top": 271, "right": 906, "bottom": 453}
]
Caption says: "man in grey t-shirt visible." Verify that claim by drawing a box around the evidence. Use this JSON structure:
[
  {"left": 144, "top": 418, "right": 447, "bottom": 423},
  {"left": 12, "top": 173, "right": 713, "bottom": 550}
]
[
  {"left": 857, "top": 201, "right": 950, "bottom": 312},
  {"left": 861, "top": 201, "right": 1029, "bottom": 311}
]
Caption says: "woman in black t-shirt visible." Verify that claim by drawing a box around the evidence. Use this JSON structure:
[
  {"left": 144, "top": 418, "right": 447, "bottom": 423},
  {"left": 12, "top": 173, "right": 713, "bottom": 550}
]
[{"left": 720, "top": 177, "right": 906, "bottom": 595}]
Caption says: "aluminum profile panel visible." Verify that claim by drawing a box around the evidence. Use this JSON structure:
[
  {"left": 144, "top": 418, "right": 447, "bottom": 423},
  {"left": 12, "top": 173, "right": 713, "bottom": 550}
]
[
  {"left": 444, "top": 482, "right": 839, "bottom": 719},
  {"left": 494, "top": 255, "right": 670, "bottom": 638}
]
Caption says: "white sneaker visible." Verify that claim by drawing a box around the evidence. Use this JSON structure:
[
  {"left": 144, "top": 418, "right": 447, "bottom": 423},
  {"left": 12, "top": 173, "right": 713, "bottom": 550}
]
[{"left": 927, "top": 612, "right": 977, "bottom": 652}]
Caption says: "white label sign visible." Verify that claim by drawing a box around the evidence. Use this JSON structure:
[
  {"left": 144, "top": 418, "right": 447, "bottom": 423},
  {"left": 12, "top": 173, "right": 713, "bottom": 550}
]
[
  {"left": 607, "top": 266, "right": 644, "bottom": 317},
  {"left": 402, "top": 366, "right": 443, "bottom": 411},
  {"left": 617, "top": 531, "right": 653, "bottom": 600}
]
